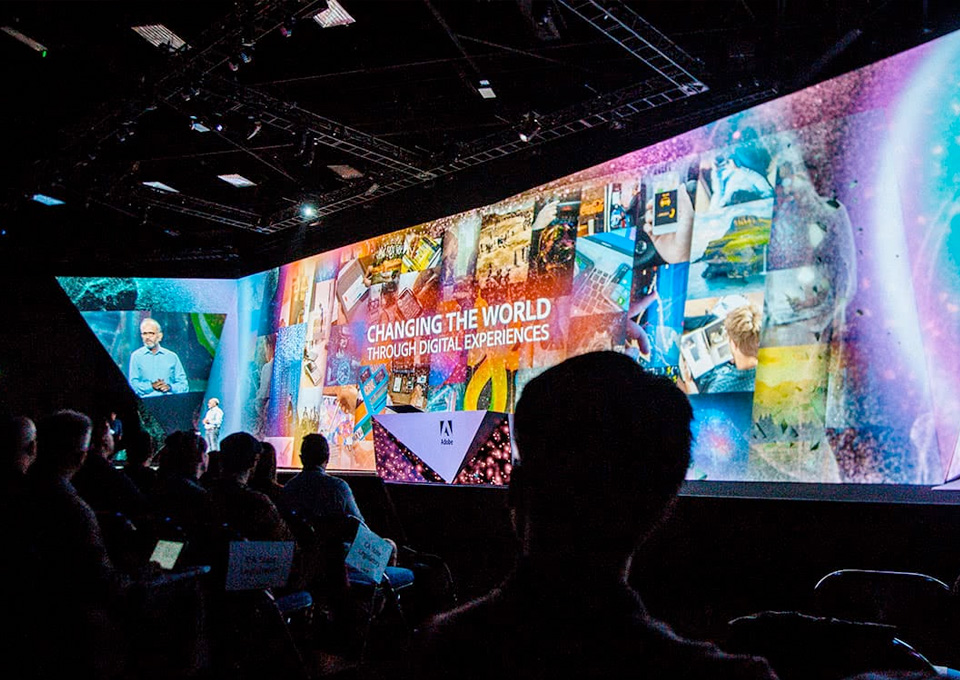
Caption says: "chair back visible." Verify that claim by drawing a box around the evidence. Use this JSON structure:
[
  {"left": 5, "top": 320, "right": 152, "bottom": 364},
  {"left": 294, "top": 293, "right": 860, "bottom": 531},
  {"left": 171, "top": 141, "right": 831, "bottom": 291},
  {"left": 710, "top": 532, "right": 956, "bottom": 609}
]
[
  {"left": 815, "top": 569, "right": 952, "bottom": 623},
  {"left": 727, "top": 610, "right": 935, "bottom": 680},
  {"left": 814, "top": 569, "right": 957, "bottom": 666}
]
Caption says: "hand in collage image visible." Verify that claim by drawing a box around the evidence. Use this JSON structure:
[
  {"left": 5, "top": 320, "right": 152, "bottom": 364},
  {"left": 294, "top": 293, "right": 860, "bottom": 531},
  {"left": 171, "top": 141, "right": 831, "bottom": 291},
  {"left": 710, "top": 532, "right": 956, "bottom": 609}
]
[{"left": 625, "top": 160, "right": 697, "bottom": 373}]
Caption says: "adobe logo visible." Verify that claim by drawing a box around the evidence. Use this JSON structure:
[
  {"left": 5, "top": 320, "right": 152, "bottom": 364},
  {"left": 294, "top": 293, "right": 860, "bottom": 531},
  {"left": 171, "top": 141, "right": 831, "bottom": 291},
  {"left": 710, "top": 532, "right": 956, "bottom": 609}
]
[{"left": 439, "top": 419, "right": 453, "bottom": 445}]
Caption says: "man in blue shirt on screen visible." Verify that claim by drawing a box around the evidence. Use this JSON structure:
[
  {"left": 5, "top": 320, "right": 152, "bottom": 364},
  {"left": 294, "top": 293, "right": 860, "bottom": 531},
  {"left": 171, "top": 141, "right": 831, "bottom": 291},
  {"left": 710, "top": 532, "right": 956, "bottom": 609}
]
[{"left": 128, "top": 318, "right": 188, "bottom": 397}]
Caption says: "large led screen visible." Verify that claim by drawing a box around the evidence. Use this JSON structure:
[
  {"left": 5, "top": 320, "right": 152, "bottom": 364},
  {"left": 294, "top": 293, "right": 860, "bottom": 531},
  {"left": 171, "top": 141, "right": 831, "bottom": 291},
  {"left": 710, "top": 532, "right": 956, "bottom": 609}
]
[{"left": 61, "top": 29, "right": 960, "bottom": 487}]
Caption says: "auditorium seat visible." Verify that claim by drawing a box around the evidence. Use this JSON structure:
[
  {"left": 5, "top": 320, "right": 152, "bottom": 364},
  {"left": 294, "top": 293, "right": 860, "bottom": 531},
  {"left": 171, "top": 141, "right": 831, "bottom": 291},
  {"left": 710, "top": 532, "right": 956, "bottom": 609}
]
[{"left": 814, "top": 569, "right": 957, "bottom": 668}]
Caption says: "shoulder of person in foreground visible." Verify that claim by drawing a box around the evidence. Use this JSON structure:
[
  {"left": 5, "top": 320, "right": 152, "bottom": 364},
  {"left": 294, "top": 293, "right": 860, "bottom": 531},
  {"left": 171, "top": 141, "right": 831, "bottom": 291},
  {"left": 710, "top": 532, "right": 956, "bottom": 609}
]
[
  {"left": 642, "top": 615, "right": 780, "bottom": 680},
  {"left": 410, "top": 590, "right": 779, "bottom": 680}
]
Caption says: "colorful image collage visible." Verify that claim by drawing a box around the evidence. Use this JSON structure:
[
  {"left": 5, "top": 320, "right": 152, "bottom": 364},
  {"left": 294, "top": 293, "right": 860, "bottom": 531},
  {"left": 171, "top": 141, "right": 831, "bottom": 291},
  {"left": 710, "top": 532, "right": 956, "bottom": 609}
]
[{"left": 61, "top": 29, "right": 960, "bottom": 487}]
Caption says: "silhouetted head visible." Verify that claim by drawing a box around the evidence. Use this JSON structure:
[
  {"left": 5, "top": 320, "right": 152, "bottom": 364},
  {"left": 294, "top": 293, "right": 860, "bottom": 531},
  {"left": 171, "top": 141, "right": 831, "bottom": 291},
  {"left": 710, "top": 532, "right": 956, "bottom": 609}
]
[
  {"left": 511, "top": 351, "right": 692, "bottom": 561},
  {"left": 158, "top": 430, "right": 207, "bottom": 479},
  {"left": 300, "top": 433, "right": 330, "bottom": 469},
  {"left": 124, "top": 430, "right": 155, "bottom": 468},
  {"left": 252, "top": 440, "right": 278, "bottom": 485},
  {"left": 219, "top": 432, "right": 262, "bottom": 482},
  {"left": 89, "top": 416, "right": 116, "bottom": 460},
  {"left": 35, "top": 410, "right": 92, "bottom": 477},
  {"left": 2, "top": 415, "right": 37, "bottom": 474}
]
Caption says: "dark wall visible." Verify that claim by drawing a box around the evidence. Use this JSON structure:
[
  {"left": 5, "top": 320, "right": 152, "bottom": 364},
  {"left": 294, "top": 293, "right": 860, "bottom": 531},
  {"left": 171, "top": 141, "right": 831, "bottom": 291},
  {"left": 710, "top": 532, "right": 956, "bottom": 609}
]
[
  {"left": 0, "top": 272, "right": 137, "bottom": 422},
  {"left": 379, "top": 482, "right": 960, "bottom": 643}
]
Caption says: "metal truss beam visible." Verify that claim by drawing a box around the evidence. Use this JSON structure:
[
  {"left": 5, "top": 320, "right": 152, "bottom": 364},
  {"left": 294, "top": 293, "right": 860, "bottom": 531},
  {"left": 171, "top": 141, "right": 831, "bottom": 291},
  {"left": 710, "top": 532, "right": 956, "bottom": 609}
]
[
  {"left": 176, "top": 80, "right": 430, "bottom": 178},
  {"left": 557, "top": 0, "right": 707, "bottom": 93},
  {"left": 259, "top": 75, "right": 714, "bottom": 233}
]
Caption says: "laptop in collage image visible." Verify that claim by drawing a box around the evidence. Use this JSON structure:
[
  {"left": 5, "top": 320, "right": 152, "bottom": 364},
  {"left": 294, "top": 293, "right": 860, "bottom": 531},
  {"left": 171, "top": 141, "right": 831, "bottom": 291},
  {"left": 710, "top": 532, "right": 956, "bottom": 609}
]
[{"left": 572, "top": 229, "right": 635, "bottom": 315}]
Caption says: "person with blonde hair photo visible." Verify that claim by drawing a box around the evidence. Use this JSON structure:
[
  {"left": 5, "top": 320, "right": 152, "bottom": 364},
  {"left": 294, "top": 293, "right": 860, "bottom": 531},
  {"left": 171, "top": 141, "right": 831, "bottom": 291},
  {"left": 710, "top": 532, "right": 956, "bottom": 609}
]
[{"left": 682, "top": 304, "right": 761, "bottom": 394}]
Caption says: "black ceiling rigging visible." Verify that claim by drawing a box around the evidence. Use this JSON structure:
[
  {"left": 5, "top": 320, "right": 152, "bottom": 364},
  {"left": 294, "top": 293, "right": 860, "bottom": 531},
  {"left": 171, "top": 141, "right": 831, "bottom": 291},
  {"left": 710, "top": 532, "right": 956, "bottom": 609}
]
[{"left": 0, "top": 0, "right": 954, "bottom": 275}]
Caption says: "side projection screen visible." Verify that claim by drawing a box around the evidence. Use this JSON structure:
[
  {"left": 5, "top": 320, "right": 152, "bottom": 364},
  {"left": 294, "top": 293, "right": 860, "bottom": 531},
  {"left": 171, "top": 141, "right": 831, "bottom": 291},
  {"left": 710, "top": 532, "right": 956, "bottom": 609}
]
[{"left": 62, "top": 29, "right": 960, "bottom": 491}]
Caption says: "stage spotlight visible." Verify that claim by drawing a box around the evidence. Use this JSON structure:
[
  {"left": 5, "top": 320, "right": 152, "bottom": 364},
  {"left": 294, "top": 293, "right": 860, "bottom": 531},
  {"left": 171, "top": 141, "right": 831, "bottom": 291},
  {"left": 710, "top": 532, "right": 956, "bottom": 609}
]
[
  {"left": 300, "top": 203, "right": 318, "bottom": 219},
  {"left": 518, "top": 113, "right": 541, "bottom": 143},
  {"left": 117, "top": 123, "right": 135, "bottom": 143},
  {"left": 280, "top": 18, "right": 295, "bottom": 38},
  {"left": 303, "top": 142, "right": 317, "bottom": 168},
  {"left": 246, "top": 119, "right": 262, "bottom": 140},
  {"left": 295, "top": 130, "right": 311, "bottom": 156},
  {"left": 181, "top": 83, "right": 201, "bottom": 101}
]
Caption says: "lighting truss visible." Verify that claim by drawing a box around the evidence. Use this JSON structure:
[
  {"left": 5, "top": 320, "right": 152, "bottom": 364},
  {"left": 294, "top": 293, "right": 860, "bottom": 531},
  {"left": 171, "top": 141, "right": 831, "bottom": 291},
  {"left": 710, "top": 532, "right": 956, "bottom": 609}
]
[
  {"left": 136, "top": 191, "right": 261, "bottom": 232},
  {"left": 556, "top": 0, "right": 707, "bottom": 95},
  {"left": 154, "top": 1, "right": 329, "bottom": 82},
  {"left": 174, "top": 80, "right": 430, "bottom": 179},
  {"left": 47, "top": 0, "right": 721, "bottom": 241},
  {"left": 257, "top": 79, "right": 779, "bottom": 234}
]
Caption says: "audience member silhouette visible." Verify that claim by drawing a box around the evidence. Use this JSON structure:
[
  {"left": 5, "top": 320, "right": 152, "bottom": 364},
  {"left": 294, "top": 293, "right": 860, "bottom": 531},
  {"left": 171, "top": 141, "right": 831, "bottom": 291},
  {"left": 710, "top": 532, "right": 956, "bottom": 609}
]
[
  {"left": 2, "top": 415, "right": 36, "bottom": 494},
  {"left": 207, "top": 432, "right": 292, "bottom": 541},
  {"left": 250, "top": 439, "right": 284, "bottom": 506},
  {"left": 413, "top": 351, "right": 777, "bottom": 679},
  {"left": 282, "top": 433, "right": 365, "bottom": 523},
  {"left": 23, "top": 410, "right": 128, "bottom": 678},
  {"left": 72, "top": 414, "right": 149, "bottom": 518},
  {"left": 154, "top": 430, "right": 211, "bottom": 532},
  {"left": 0, "top": 415, "right": 39, "bottom": 675},
  {"left": 121, "top": 429, "right": 159, "bottom": 497}
]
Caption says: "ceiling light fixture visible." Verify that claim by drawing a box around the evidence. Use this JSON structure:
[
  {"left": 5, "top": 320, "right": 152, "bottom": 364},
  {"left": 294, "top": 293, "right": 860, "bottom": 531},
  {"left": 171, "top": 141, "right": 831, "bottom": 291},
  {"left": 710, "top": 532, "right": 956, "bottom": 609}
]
[
  {"left": 2, "top": 26, "right": 48, "bottom": 55},
  {"left": 477, "top": 79, "right": 496, "bottom": 99},
  {"left": 327, "top": 164, "right": 364, "bottom": 179},
  {"left": 142, "top": 181, "right": 179, "bottom": 193},
  {"left": 31, "top": 193, "right": 65, "bottom": 206},
  {"left": 300, "top": 203, "right": 318, "bottom": 219},
  {"left": 131, "top": 24, "right": 187, "bottom": 51},
  {"left": 189, "top": 115, "right": 211, "bottom": 133},
  {"left": 313, "top": 0, "right": 356, "bottom": 28},
  {"left": 218, "top": 174, "right": 257, "bottom": 188}
]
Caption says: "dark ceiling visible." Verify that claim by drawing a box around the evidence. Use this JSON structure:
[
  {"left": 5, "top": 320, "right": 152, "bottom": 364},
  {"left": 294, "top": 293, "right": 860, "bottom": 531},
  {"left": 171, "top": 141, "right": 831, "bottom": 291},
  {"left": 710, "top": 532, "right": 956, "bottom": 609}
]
[{"left": 1, "top": 0, "right": 957, "bottom": 278}]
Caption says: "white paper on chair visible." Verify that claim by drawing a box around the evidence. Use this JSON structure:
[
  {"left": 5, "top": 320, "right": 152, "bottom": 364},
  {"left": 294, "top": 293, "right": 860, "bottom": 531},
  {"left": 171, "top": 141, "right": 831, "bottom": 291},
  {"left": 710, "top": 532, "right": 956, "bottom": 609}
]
[
  {"left": 345, "top": 523, "right": 392, "bottom": 583},
  {"left": 225, "top": 540, "right": 295, "bottom": 591}
]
